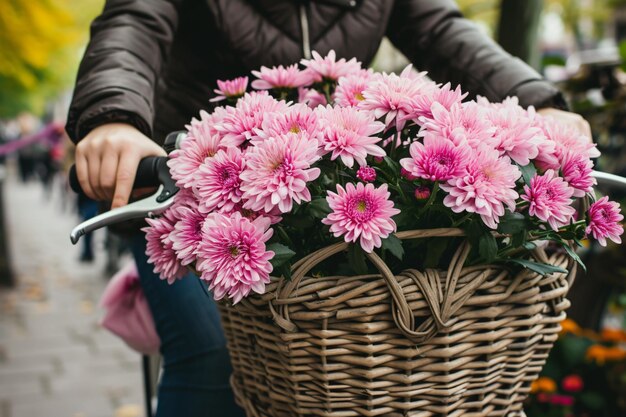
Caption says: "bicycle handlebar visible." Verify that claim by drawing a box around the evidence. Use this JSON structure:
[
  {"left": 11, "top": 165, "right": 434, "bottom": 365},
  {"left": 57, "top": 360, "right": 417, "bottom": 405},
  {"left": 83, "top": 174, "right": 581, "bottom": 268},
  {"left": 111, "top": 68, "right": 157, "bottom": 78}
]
[{"left": 69, "top": 156, "right": 165, "bottom": 195}]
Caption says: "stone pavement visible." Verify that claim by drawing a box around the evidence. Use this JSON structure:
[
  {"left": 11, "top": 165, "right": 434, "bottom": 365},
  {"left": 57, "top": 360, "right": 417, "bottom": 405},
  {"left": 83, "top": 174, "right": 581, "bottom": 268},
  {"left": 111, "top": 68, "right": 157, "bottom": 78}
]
[{"left": 0, "top": 169, "right": 145, "bottom": 417}]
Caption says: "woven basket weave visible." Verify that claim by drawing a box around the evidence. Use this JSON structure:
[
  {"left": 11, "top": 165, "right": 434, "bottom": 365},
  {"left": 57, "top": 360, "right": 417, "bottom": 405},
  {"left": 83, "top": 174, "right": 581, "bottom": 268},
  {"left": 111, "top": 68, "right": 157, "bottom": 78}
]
[{"left": 218, "top": 228, "right": 575, "bottom": 417}]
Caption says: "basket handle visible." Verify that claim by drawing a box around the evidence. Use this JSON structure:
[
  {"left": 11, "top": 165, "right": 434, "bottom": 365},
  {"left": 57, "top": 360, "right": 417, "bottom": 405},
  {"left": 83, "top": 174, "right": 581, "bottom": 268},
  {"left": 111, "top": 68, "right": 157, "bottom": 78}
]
[{"left": 270, "top": 228, "right": 494, "bottom": 343}]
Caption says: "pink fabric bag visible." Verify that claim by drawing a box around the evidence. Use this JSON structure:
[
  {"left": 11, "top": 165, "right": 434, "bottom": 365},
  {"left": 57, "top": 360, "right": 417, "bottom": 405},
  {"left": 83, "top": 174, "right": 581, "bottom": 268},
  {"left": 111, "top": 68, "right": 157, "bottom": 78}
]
[{"left": 99, "top": 262, "right": 161, "bottom": 355}]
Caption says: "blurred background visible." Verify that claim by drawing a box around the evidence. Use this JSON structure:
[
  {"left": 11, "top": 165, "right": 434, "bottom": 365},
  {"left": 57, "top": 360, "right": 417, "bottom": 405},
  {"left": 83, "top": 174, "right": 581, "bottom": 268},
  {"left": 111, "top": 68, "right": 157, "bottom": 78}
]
[{"left": 1, "top": 1, "right": 626, "bottom": 416}]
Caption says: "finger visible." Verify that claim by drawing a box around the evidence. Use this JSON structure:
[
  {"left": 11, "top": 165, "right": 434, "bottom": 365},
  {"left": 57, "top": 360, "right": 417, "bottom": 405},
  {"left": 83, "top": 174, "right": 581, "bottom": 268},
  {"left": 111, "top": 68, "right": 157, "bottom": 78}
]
[
  {"left": 88, "top": 155, "right": 107, "bottom": 201},
  {"left": 75, "top": 153, "right": 97, "bottom": 201},
  {"left": 99, "top": 150, "right": 120, "bottom": 201},
  {"left": 111, "top": 153, "right": 140, "bottom": 209}
]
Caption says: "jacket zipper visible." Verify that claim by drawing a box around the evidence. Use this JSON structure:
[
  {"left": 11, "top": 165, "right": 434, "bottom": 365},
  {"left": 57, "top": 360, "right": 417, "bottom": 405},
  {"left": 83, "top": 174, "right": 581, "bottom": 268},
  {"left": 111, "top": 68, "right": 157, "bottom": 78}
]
[{"left": 299, "top": 3, "right": 312, "bottom": 59}]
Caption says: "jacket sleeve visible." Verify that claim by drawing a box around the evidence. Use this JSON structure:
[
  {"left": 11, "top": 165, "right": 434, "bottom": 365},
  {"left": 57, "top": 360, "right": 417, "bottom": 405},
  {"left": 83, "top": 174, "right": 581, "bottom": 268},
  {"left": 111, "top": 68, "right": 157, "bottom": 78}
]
[
  {"left": 386, "top": 0, "right": 566, "bottom": 109},
  {"left": 65, "top": 0, "right": 181, "bottom": 142}
]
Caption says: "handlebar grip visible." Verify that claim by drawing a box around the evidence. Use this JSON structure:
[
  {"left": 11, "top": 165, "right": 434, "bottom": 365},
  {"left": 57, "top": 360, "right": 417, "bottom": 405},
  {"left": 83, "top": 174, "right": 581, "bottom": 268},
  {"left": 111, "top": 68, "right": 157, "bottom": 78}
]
[{"left": 69, "top": 156, "right": 164, "bottom": 195}]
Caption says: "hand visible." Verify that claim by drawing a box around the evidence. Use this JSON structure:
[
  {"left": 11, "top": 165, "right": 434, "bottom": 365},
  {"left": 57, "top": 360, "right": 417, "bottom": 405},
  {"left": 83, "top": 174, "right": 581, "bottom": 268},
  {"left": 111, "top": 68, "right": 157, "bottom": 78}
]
[
  {"left": 75, "top": 123, "right": 166, "bottom": 209},
  {"left": 537, "top": 107, "right": 592, "bottom": 141}
]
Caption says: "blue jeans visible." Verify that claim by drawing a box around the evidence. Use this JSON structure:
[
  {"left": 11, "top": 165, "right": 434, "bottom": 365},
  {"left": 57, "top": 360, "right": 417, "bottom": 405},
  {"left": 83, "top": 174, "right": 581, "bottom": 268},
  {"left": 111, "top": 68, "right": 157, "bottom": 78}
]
[{"left": 131, "top": 236, "right": 245, "bottom": 417}]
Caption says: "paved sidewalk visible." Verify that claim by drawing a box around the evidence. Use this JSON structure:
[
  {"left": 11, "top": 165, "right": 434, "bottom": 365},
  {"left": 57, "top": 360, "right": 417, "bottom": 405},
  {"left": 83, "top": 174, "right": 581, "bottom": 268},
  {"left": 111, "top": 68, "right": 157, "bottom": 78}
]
[{"left": 0, "top": 170, "right": 144, "bottom": 417}]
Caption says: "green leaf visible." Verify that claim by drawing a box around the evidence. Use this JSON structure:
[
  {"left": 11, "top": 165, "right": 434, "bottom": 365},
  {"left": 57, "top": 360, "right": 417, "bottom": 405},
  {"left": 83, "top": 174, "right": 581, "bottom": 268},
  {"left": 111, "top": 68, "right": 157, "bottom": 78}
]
[
  {"left": 307, "top": 198, "right": 331, "bottom": 219},
  {"left": 381, "top": 234, "right": 404, "bottom": 261},
  {"left": 519, "top": 162, "right": 537, "bottom": 184},
  {"left": 507, "top": 258, "right": 568, "bottom": 275},
  {"left": 497, "top": 211, "right": 526, "bottom": 234},
  {"left": 382, "top": 156, "right": 401, "bottom": 177},
  {"left": 479, "top": 232, "right": 498, "bottom": 263},
  {"left": 267, "top": 243, "right": 296, "bottom": 270},
  {"left": 348, "top": 244, "right": 369, "bottom": 275},
  {"left": 563, "top": 244, "right": 587, "bottom": 272}
]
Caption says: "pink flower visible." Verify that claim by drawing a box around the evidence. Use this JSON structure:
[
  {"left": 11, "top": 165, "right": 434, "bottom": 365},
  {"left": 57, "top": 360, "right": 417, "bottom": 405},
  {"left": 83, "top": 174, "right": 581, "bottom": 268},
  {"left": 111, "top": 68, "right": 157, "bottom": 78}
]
[
  {"left": 401, "top": 167, "right": 419, "bottom": 181},
  {"left": 196, "top": 212, "right": 274, "bottom": 304},
  {"left": 251, "top": 64, "right": 311, "bottom": 90},
  {"left": 409, "top": 82, "right": 467, "bottom": 121},
  {"left": 215, "top": 92, "right": 288, "bottom": 146},
  {"left": 420, "top": 101, "right": 496, "bottom": 149},
  {"left": 521, "top": 170, "right": 576, "bottom": 231},
  {"left": 586, "top": 196, "right": 624, "bottom": 246},
  {"left": 487, "top": 105, "right": 546, "bottom": 166},
  {"left": 298, "top": 87, "right": 327, "bottom": 108},
  {"left": 400, "top": 134, "right": 471, "bottom": 182},
  {"left": 168, "top": 110, "right": 227, "bottom": 189},
  {"left": 322, "top": 182, "right": 400, "bottom": 252},
  {"left": 356, "top": 166, "right": 376, "bottom": 182},
  {"left": 561, "top": 151, "right": 596, "bottom": 197},
  {"left": 441, "top": 146, "right": 521, "bottom": 229},
  {"left": 254, "top": 103, "right": 321, "bottom": 143},
  {"left": 193, "top": 147, "right": 246, "bottom": 213},
  {"left": 240, "top": 135, "right": 321, "bottom": 213},
  {"left": 219, "top": 202, "right": 283, "bottom": 225},
  {"left": 359, "top": 67, "right": 429, "bottom": 130},
  {"left": 169, "top": 191, "right": 205, "bottom": 266},
  {"left": 335, "top": 70, "right": 374, "bottom": 107},
  {"left": 540, "top": 116, "right": 600, "bottom": 161},
  {"left": 142, "top": 212, "right": 186, "bottom": 284},
  {"left": 210, "top": 76, "right": 248, "bottom": 102},
  {"left": 317, "top": 106, "right": 385, "bottom": 168},
  {"left": 300, "top": 50, "right": 361, "bottom": 83}
]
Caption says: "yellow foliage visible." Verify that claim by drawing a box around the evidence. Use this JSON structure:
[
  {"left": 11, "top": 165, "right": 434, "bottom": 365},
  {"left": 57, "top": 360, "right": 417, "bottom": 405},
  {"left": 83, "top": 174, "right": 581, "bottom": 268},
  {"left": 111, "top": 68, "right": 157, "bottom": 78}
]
[{"left": 0, "top": 0, "right": 102, "bottom": 116}]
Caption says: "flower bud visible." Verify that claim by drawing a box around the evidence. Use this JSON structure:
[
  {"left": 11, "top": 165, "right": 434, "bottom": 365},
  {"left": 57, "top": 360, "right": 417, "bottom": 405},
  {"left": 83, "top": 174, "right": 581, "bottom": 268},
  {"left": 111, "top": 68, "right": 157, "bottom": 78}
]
[
  {"left": 356, "top": 166, "right": 377, "bottom": 182},
  {"left": 414, "top": 185, "right": 431, "bottom": 200},
  {"left": 401, "top": 168, "right": 419, "bottom": 181}
]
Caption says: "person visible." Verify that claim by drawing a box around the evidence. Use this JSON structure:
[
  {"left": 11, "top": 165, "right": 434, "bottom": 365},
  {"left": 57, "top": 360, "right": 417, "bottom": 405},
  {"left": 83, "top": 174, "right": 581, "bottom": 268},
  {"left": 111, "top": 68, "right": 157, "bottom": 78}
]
[{"left": 65, "top": 1, "right": 591, "bottom": 416}]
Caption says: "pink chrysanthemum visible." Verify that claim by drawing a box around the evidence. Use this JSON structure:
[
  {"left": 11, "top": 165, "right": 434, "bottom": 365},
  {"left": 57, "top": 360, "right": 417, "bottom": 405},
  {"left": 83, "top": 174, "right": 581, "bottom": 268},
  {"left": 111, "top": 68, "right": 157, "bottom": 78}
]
[
  {"left": 196, "top": 212, "right": 274, "bottom": 304},
  {"left": 420, "top": 101, "right": 496, "bottom": 148},
  {"left": 521, "top": 169, "right": 576, "bottom": 231},
  {"left": 210, "top": 76, "right": 249, "bottom": 102},
  {"left": 298, "top": 87, "right": 328, "bottom": 108},
  {"left": 586, "top": 196, "right": 624, "bottom": 246},
  {"left": 317, "top": 106, "right": 385, "bottom": 168},
  {"left": 486, "top": 105, "right": 546, "bottom": 166},
  {"left": 219, "top": 202, "right": 283, "bottom": 225},
  {"left": 561, "top": 151, "right": 596, "bottom": 197},
  {"left": 359, "top": 66, "right": 430, "bottom": 130},
  {"left": 167, "top": 110, "right": 228, "bottom": 189},
  {"left": 335, "top": 69, "right": 374, "bottom": 107},
  {"left": 142, "top": 212, "right": 186, "bottom": 284},
  {"left": 193, "top": 147, "right": 246, "bottom": 213},
  {"left": 254, "top": 103, "right": 321, "bottom": 143},
  {"left": 441, "top": 146, "right": 521, "bottom": 229},
  {"left": 408, "top": 82, "right": 467, "bottom": 121},
  {"left": 251, "top": 64, "right": 312, "bottom": 90},
  {"left": 168, "top": 191, "right": 205, "bottom": 266},
  {"left": 322, "top": 182, "right": 400, "bottom": 253},
  {"left": 240, "top": 135, "right": 321, "bottom": 213},
  {"left": 540, "top": 116, "right": 600, "bottom": 162},
  {"left": 400, "top": 134, "right": 471, "bottom": 182},
  {"left": 300, "top": 50, "right": 362, "bottom": 83},
  {"left": 215, "top": 92, "right": 288, "bottom": 146}
]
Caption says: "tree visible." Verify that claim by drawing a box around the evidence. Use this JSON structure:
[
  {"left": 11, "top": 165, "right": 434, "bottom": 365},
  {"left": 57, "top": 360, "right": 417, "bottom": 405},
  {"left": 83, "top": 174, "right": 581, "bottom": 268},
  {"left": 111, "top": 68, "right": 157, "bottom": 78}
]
[{"left": 0, "top": 0, "right": 101, "bottom": 118}]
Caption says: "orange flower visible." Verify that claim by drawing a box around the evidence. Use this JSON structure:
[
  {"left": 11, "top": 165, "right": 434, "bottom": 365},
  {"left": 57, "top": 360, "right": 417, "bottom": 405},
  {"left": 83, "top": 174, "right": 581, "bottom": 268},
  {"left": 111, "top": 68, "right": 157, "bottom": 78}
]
[
  {"left": 586, "top": 344, "right": 626, "bottom": 365},
  {"left": 531, "top": 377, "right": 557, "bottom": 393},
  {"left": 560, "top": 319, "right": 582, "bottom": 336},
  {"left": 600, "top": 328, "right": 626, "bottom": 343}
]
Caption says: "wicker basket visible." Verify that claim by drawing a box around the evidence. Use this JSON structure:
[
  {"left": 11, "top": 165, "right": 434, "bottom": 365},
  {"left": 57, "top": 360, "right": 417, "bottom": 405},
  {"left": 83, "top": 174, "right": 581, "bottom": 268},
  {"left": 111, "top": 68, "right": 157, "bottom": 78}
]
[{"left": 218, "top": 228, "right": 575, "bottom": 417}]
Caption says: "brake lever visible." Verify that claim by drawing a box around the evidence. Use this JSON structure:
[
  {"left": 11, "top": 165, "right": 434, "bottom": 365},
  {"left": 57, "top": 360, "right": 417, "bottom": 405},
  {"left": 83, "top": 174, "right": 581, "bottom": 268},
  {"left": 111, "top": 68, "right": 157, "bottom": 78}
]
[
  {"left": 70, "top": 185, "right": 175, "bottom": 244},
  {"left": 69, "top": 132, "right": 185, "bottom": 245}
]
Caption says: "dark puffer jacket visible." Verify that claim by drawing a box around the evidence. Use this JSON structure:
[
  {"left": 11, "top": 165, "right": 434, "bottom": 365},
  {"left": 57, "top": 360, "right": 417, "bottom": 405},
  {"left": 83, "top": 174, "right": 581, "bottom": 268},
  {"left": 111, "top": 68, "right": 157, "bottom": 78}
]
[{"left": 66, "top": 0, "right": 563, "bottom": 143}]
